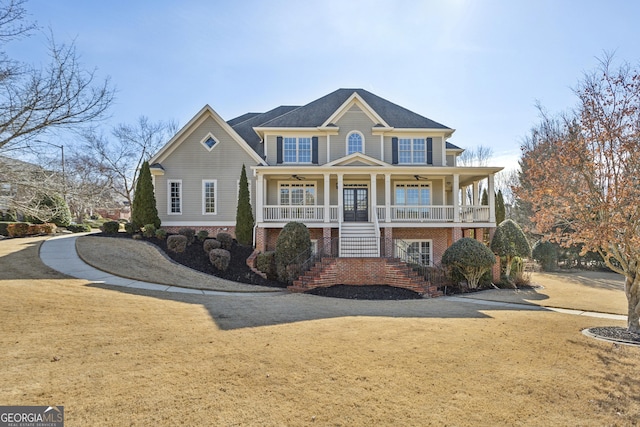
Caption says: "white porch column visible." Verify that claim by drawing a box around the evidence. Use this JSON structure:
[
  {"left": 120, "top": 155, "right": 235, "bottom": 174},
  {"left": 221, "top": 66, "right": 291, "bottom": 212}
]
[
  {"left": 256, "top": 172, "right": 264, "bottom": 222},
  {"left": 473, "top": 181, "right": 479, "bottom": 205},
  {"left": 488, "top": 173, "right": 496, "bottom": 223},
  {"left": 453, "top": 174, "right": 460, "bottom": 223},
  {"left": 370, "top": 173, "right": 377, "bottom": 219},
  {"left": 326, "top": 135, "right": 331, "bottom": 163},
  {"left": 337, "top": 173, "right": 344, "bottom": 223},
  {"left": 324, "top": 173, "right": 330, "bottom": 223},
  {"left": 384, "top": 173, "right": 391, "bottom": 223}
]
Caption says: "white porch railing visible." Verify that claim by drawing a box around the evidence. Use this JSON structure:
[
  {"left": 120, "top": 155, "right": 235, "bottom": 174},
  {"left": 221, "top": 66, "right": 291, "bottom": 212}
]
[{"left": 262, "top": 205, "right": 491, "bottom": 223}]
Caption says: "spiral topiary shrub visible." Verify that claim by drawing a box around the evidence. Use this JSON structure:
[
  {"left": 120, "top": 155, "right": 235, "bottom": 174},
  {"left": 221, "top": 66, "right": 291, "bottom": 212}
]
[
  {"left": 216, "top": 232, "right": 233, "bottom": 250},
  {"left": 209, "top": 248, "right": 231, "bottom": 271},
  {"left": 442, "top": 237, "right": 496, "bottom": 289},
  {"left": 203, "top": 238, "right": 222, "bottom": 254},
  {"left": 167, "top": 235, "right": 188, "bottom": 253},
  {"left": 178, "top": 228, "right": 196, "bottom": 245},
  {"left": 101, "top": 221, "right": 120, "bottom": 234},
  {"left": 275, "top": 222, "right": 311, "bottom": 283}
]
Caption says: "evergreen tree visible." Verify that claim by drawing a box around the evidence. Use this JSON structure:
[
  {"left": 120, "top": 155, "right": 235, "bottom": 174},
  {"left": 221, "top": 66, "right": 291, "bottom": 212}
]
[
  {"left": 481, "top": 188, "right": 488, "bottom": 205},
  {"left": 131, "top": 161, "right": 160, "bottom": 229},
  {"left": 496, "top": 189, "right": 506, "bottom": 224},
  {"left": 235, "top": 164, "right": 254, "bottom": 245},
  {"left": 490, "top": 219, "right": 531, "bottom": 283}
]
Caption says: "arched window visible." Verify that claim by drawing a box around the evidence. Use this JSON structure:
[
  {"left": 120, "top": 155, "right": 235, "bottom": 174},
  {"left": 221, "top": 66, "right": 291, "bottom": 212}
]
[{"left": 346, "top": 131, "right": 364, "bottom": 155}]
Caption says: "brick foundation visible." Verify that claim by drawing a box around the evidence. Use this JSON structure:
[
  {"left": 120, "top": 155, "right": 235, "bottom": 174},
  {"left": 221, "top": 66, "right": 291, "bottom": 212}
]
[{"left": 162, "top": 225, "right": 236, "bottom": 238}]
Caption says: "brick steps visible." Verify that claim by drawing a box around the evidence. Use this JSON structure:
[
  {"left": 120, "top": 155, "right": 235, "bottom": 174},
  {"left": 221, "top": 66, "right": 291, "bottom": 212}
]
[{"left": 289, "top": 257, "right": 442, "bottom": 297}]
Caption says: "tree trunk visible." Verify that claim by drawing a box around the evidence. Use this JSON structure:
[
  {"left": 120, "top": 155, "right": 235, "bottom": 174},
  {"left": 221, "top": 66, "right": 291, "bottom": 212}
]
[{"left": 626, "top": 274, "right": 640, "bottom": 334}]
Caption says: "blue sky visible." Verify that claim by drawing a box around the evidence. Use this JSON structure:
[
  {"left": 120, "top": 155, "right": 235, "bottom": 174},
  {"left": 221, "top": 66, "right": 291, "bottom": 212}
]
[{"left": 9, "top": 0, "right": 640, "bottom": 169}]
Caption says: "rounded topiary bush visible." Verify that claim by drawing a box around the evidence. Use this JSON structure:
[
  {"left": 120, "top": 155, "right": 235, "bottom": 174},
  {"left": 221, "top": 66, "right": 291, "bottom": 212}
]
[
  {"left": 178, "top": 228, "right": 196, "bottom": 245},
  {"left": 101, "top": 221, "right": 120, "bottom": 234},
  {"left": 256, "top": 251, "right": 277, "bottom": 279},
  {"left": 124, "top": 222, "right": 138, "bottom": 235},
  {"left": 442, "top": 237, "right": 496, "bottom": 289},
  {"left": 275, "top": 222, "right": 311, "bottom": 283},
  {"left": 209, "top": 248, "right": 231, "bottom": 271},
  {"left": 155, "top": 228, "right": 167, "bottom": 240},
  {"left": 216, "top": 232, "right": 234, "bottom": 249},
  {"left": 203, "top": 238, "right": 222, "bottom": 253},
  {"left": 167, "top": 234, "right": 188, "bottom": 253},
  {"left": 197, "top": 230, "right": 209, "bottom": 242}
]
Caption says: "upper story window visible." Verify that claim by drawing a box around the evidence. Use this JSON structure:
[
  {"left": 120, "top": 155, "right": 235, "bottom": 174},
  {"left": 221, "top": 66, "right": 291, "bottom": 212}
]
[
  {"left": 392, "top": 137, "right": 433, "bottom": 165},
  {"left": 277, "top": 136, "right": 318, "bottom": 164},
  {"left": 347, "top": 131, "right": 364, "bottom": 155},
  {"left": 201, "top": 133, "right": 220, "bottom": 151}
]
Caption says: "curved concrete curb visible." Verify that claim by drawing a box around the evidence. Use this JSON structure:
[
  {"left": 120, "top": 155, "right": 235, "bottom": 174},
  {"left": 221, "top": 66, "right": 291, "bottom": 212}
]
[{"left": 39, "top": 233, "right": 285, "bottom": 297}]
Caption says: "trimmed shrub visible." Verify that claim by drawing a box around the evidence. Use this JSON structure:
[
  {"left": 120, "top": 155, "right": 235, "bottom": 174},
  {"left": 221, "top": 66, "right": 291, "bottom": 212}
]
[
  {"left": 209, "top": 248, "right": 231, "bottom": 271},
  {"left": 203, "top": 238, "right": 222, "bottom": 253},
  {"left": 256, "top": 251, "right": 277, "bottom": 280},
  {"left": 197, "top": 230, "right": 209, "bottom": 242},
  {"left": 27, "top": 224, "right": 42, "bottom": 235},
  {"left": 0, "top": 221, "right": 12, "bottom": 236},
  {"left": 216, "top": 232, "right": 233, "bottom": 250},
  {"left": 7, "top": 222, "right": 30, "bottom": 238},
  {"left": 67, "top": 223, "right": 91, "bottom": 233},
  {"left": 124, "top": 222, "right": 138, "bottom": 235},
  {"left": 167, "top": 235, "right": 188, "bottom": 253},
  {"left": 275, "top": 222, "right": 311, "bottom": 283},
  {"left": 490, "top": 219, "right": 531, "bottom": 282},
  {"left": 131, "top": 161, "right": 161, "bottom": 229},
  {"left": 442, "top": 237, "right": 496, "bottom": 289},
  {"left": 132, "top": 234, "right": 143, "bottom": 240},
  {"left": 178, "top": 228, "right": 196, "bottom": 245},
  {"left": 235, "top": 164, "right": 254, "bottom": 245},
  {"left": 155, "top": 229, "right": 167, "bottom": 240},
  {"left": 143, "top": 224, "right": 156, "bottom": 238},
  {"left": 532, "top": 240, "right": 558, "bottom": 271},
  {"left": 101, "top": 221, "right": 120, "bottom": 234}
]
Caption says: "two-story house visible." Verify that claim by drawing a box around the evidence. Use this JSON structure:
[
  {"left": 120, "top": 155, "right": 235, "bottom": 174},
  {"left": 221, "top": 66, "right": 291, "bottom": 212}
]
[{"left": 149, "top": 89, "right": 503, "bottom": 293}]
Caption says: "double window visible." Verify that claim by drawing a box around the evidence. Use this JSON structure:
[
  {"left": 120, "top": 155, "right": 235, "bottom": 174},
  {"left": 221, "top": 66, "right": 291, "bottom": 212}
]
[
  {"left": 392, "top": 137, "right": 433, "bottom": 164},
  {"left": 279, "top": 182, "right": 316, "bottom": 206},
  {"left": 395, "top": 183, "right": 431, "bottom": 205},
  {"left": 284, "top": 137, "right": 312, "bottom": 163},
  {"left": 168, "top": 180, "right": 182, "bottom": 214},
  {"left": 395, "top": 239, "right": 432, "bottom": 266}
]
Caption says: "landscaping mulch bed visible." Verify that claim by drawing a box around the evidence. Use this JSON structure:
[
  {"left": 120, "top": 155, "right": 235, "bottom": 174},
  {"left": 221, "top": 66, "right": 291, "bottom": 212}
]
[
  {"left": 584, "top": 326, "right": 640, "bottom": 346},
  {"left": 307, "top": 284, "right": 422, "bottom": 300}
]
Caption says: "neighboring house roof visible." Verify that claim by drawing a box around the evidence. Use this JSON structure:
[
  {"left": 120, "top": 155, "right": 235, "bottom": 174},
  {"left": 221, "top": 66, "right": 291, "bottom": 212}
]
[
  {"left": 446, "top": 142, "right": 463, "bottom": 150},
  {"left": 256, "top": 88, "right": 452, "bottom": 129},
  {"left": 229, "top": 105, "right": 299, "bottom": 156}
]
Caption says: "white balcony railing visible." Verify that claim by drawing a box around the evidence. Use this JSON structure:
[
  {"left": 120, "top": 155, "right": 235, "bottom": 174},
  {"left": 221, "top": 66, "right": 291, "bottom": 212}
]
[{"left": 262, "top": 205, "right": 492, "bottom": 223}]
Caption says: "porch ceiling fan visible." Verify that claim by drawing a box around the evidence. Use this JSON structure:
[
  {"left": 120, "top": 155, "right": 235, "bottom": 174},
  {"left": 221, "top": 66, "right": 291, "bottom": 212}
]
[
  {"left": 292, "top": 174, "right": 305, "bottom": 180},
  {"left": 414, "top": 175, "right": 428, "bottom": 181}
]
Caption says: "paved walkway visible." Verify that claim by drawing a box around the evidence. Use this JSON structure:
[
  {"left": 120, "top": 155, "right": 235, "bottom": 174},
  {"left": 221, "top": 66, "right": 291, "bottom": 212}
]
[
  {"left": 39, "top": 234, "right": 283, "bottom": 297},
  {"left": 38, "top": 233, "right": 627, "bottom": 321}
]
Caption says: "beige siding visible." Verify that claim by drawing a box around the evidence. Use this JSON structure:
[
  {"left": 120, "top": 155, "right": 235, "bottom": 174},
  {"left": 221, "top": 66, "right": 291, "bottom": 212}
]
[
  {"left": 331, "top": 107, "right": 378, "bottom": 161},
  {"left": 383, "top": 135, "right": 445, "bottom": 166},
  {"left": 155, "top": 116, "right": 258, "bottom": 224},
  {"left": 264, "top": 134, "right": 328, "bottom": 166}
]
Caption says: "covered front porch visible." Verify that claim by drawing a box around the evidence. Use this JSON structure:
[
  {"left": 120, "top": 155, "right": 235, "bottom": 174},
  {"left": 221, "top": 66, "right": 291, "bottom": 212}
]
[{"left": 252, "top": 164, "right": 501, "bottom": 228}]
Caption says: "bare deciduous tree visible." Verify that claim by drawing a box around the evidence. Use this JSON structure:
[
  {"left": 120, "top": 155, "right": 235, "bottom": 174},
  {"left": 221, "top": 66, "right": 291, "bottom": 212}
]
[{"left": 0, "top": 0, "right": 114, "bottom": 152}]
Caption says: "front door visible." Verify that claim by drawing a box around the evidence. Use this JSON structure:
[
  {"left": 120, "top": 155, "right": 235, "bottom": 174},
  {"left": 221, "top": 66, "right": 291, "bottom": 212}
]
[{"left": 343, "top": 188, "right": 368, "bottom": 222}]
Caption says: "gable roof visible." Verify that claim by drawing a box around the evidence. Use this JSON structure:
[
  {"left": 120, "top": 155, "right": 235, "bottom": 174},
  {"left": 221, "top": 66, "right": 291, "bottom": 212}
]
[
  {"left": 257, "top": 88, "right": 452, "bottom": 130},
  {"left": 151, "top": 104, "right": 266, "bottom": 165}
]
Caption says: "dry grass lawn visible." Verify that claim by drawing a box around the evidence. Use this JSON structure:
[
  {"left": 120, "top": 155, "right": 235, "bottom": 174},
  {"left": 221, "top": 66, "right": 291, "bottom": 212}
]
[{"left": 1, "top": 235, "right": 640, "bottom": 426}]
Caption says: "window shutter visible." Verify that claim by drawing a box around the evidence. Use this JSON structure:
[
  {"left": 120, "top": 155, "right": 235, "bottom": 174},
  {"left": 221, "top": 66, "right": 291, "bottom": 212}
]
[
  {"left": 392, "top": 137, "right": 398, "bottom": 165},
  {"left": 276, "top": 136, "right": 283, "bottom": 164},
  {"left": 312, "top": 136, "right": 319, "bottom": 164},
  {"left": 427, "top": 137, "right": 433, "bottom": 165}
]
